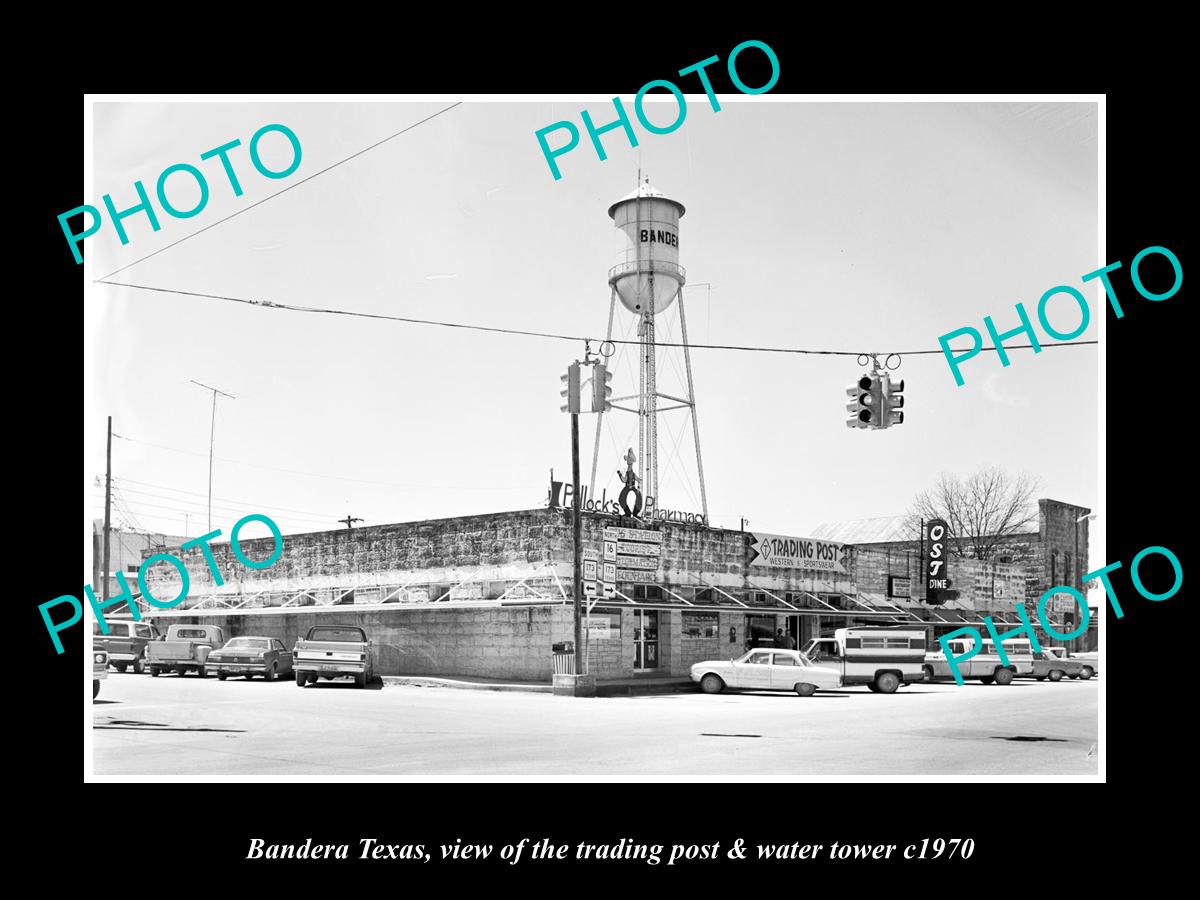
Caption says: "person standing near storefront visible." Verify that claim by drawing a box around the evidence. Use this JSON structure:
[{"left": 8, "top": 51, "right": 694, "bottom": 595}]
[{"left": 776, "top": 628, "right": 796, "bottom": 650}]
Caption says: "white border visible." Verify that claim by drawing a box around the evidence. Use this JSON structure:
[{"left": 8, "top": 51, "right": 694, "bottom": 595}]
[{"left": 83, "top": 93, "right": 1105, "bottom": 783}]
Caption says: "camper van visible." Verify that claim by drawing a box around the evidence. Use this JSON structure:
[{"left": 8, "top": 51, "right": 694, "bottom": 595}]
[
  {"left": 801, "top": 627, "right": 927, "bottom": 694},
  {"left": 924, "top": 637, "right": 1034, "bottom": 685}
]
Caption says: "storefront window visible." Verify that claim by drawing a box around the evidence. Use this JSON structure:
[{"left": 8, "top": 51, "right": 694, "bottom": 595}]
[{"left": 682, "top": 612, "right": 719, "bottom": 639}]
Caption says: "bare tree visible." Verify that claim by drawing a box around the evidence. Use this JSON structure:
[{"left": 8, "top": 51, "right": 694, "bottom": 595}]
[{"left": 905, "top": 468, "right": 1040, "bottom": 560}]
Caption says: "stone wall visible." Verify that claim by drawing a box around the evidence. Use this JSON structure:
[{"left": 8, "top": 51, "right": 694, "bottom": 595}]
[{"left": 157, "top": 606, "right": 576, "bottom": 680}]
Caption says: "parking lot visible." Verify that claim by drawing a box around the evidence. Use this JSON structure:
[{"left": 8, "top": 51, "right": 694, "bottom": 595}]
[{"left": 92, "top": 674, "right": 1098, "bottom": 777}]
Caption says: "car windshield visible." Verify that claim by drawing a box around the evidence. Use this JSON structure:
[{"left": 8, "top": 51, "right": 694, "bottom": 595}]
[
  {"left": 176, "top": 629, "right": 210, "bottom": 639},
  {"left": 308, "top": 627, "right": 365, "bottom": 642},
  {"left": 225, "top": 638, "right": 270, "bottom": 650}
]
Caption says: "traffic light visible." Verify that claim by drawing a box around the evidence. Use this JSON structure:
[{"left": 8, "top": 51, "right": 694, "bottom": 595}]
[
  {"left": 592, "top": 362, "right": 612, "bottom": 413},
  {"left": 882, "top": 376, "right": 904, "bottom": 426},
  {"left": 845, "top": 374, "right": 879, "bottom": 428},
  {"left": 560, "top": 362, "right": 581, "bottom": 414}
]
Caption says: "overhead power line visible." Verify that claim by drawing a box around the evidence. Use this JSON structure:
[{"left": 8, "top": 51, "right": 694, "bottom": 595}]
[
  {"left": 94, "top": 280, "right": 1098, "bottom": 358},
  {"left": 109, "top": 432, "right": 544, "bottom": 492},
  {"left": 95, "top": 102, "right": 464, "bottom": 282}
]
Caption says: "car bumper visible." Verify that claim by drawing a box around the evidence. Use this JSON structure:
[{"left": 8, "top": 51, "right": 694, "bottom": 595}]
[
  {"left": 296, "top": 662, "right": 366, "bottom": 675},
  {"left": 211, "top": 663, "right": 268, "bottom": 674}
]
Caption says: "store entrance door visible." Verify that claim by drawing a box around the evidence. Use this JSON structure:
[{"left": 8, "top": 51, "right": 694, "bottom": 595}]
[{"left": 633, "top": 610, "right": 659, "bottom": 671}]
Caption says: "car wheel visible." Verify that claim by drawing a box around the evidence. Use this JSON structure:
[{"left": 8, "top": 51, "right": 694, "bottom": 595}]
[
  {"left": 980, "top": 676, "right": 995, "bottom": 685},
  {"left": 150, "top": 667, "right": 160, "bottom": 677},
  {"left": 993, "top": 668, "right": 1015, "bottom": 686},
  {"left": 93, "top": 680, "right": 100, "bottom": 699},
  {"left": 115, "top": 663, "right": 127, "bottom": 673},
  {"left": 922, "top": 665, "right": 934, "bottom": 683},
  {"left": 133, "top": 658, "right": 145, "bottom": 675},
  {"left": 296, "top": 672, "right": 308, "bottom": 688},
  {"left": 176, "top": 666, "right": 188, "bottom": 677},
  {"left": 794, "top": 683, "right": 817, "bottom": 697},
  {"left": 699, "top": 674, "right": 724, "bottom": 694},
  {"left": 1081, "top": 667, "right": 1094, "bottom": 680},
  {"left": 355, "top": 672, "right": 367, "bottom": 689},
  {"left": 266, "top": 664, "right": 278, "bottom": 683},
  {"left": 217, "top": 672, "right": 227, "bottom": 681},
  {"left": 1048, "top": 670, "right": 1064, "bottom": 682},
  {"left": 196, "top": 666, "right": 207, "bottom": 679},
  {"left": 874, "top": 672, "right": 900, "bottom": 694}
]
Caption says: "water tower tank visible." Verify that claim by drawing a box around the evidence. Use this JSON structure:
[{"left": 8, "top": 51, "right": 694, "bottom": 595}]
[{"left": 607, "top": 182, "right": 686, "bottom": 314}]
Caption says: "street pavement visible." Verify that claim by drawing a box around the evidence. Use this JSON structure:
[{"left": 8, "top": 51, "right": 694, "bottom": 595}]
[{"left": 92, "top": 674, "right": 1098, "bottom": 777}]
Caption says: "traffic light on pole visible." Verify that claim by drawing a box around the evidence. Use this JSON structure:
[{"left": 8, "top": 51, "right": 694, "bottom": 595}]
[
  {"left": 882, "top": 376, "right": 904, "bottom": 426},
  {"left": 845, "top": 374, "right": 879, "bottom": 428},
  {"left": 592, "top": 362, "right": 613, "bottom": 413},
  {"left": 560, "top": 362, "right": 581, "bottom": 414}
]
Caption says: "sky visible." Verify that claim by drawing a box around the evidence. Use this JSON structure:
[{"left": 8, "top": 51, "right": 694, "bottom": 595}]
[{"left": 84, "top": 98, "right": 1099, "bottom": 574}]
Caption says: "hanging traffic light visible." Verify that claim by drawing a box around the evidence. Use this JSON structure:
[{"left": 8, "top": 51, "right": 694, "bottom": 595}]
[
  {"left": 560, "top": 362, "right": 581, "bottom": 414},
  {"left": 882, "top": 376, "right": 904, "bottom": 426},
  {"left": 845, "top": 374, "right": 879, "bottom": 428},
  {"left": 592, "top": 362, "right": 613, "bottom": 413}
]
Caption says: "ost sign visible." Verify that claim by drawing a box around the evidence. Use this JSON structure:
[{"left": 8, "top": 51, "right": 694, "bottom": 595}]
[
  {"left": 924, "top": 518, "right": 949, "bottom": 601},
  {"left": 748, "top": 533, "right": 847, "bottom": 573}
]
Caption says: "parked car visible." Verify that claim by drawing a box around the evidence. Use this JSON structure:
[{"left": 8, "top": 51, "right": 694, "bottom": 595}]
[
  {"left": 1027, "top": 648, "right": 1087, "bottom": 682},
  {"left": 147, "top": 624, "right": 226, "bottom": 677},
  {"left": 801, "top": 627, "right": 927, "bottom": 693},
  {"left": 207, "top": 637, "right": 294, "bottom": 681},
  {"left": 691, "top": 648, "right": 842, "bottom": 697},
  {"left": 924, "top": 638, "right": 1033, "bottom": 685},
  {"left": 94, "top": 648, "right": 109, "bottom": 699},
  {"left": 294, "top": 625, "right": 373, "bottom": 688},
  {"left": 92, "top": 619, "right": 161, "bottom": 673},
  {"left": 1055, "top": 647, "right": 1097, "bottom": 678}
]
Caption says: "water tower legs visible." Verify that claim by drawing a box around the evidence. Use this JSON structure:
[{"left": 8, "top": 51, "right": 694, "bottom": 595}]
[{"left": 677, "top": 286, "right": 709, "bottom": 523}]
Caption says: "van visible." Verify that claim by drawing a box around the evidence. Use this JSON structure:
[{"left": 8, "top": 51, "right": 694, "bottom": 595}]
[
  {"left": 801, "top": 627, "right": 927, "bottom": 693},
  {"left": 924, "top": 637, "right": 1032, "bottom": 685}
]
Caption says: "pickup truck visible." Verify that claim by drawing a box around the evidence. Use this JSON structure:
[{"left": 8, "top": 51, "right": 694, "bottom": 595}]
[
  {"left": 924, "top": 637, "right": 1033, "bottom": 685},
  {"left": 93, "top": 619, "right": 161, "bottom": 673},
  {"left": 294, "top": 625, "right": 373, "bottom": 688},
  {"left": 147, "top": 624, "right": 226, "bottom": 678},
  {"left": 801, "top": 627, "right": 927, "bottom": 693}
]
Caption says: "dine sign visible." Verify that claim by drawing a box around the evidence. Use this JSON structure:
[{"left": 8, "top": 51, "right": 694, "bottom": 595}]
[{"left": 924, "top": 518, "right": 949, "bottom": 603}]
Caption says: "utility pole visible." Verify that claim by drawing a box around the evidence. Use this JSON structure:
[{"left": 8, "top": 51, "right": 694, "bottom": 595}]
[
  {"left": 339, "top": 516, "right": 363, "bottom": 530},
  {"left": 571, "top": 409, "right": 583, "bottom": 676},
  {"left": 190, "top": 381, "right": 237, "bottom": 534},
  {"left": 103, "top": 416, "right": 112, "bottom": 605}
]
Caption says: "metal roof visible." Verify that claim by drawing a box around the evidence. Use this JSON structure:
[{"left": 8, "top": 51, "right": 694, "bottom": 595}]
[
  {"left": 809, "top": 516, "right": 913, "bottom": 545},
  {"left": 607, "top": 181, "right": 686, "bottom": 218}
]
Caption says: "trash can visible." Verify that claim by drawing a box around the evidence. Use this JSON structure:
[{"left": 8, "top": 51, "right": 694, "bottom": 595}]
[{"left": 552, "top": 641, "right": 575, "bottom": 675}]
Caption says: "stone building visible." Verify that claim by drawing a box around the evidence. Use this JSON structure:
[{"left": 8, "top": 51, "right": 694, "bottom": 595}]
[
  {"left": 810, "top": 497, "right": 1095, "bottom": 649},
  {"left": 131, "top": 499, "right": 1088, "bottom": 681}
]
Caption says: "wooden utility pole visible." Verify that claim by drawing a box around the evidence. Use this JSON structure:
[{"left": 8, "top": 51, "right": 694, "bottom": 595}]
[
  {"left": 571, "top": 410, "right": 583, "bottom": 675},
  {"left": 103, "top": 416, "right": 112, "bottom": 604}
]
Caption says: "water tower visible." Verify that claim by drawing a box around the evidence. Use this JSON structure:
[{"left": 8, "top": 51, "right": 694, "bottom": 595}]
[{"left": 589, "top": 179, "right": 708, "bottom": 521}]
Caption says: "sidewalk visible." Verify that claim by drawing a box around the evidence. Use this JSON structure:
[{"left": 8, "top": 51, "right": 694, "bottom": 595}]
[{"left": 381, "top": 673, "right": 695, "bottom": 696}]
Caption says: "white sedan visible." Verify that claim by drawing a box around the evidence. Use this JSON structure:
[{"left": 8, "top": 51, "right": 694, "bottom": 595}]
[{"left": 691, "top": 648, "right": 843, "bottom": 697}]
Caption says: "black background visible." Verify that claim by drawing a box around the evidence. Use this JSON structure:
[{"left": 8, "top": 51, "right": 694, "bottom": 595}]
[{"left": 20, "top": 22, "right": 1186, "bottom": 887}]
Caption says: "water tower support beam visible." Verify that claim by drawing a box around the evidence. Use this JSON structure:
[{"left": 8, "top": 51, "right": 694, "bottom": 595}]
[{"left": 677, "top": 287, "right": 709, "bottom": 523}]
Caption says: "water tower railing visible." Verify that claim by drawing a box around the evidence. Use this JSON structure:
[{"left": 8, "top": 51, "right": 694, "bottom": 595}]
[{"left": 606, "top": 259, "right": 687, "bottom": 287}]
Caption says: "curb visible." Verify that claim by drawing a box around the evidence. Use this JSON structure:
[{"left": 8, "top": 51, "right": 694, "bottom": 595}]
[{"left": 382, "top": 676, "right": 553, "bottom": 693}]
